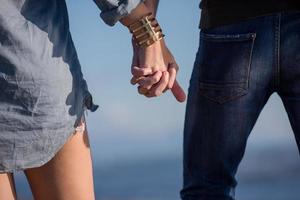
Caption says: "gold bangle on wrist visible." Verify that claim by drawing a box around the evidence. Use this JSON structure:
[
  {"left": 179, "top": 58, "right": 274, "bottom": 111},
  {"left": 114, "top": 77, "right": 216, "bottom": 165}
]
[{"left": 128, "top": 13, "right": 165, "bottom": 48}]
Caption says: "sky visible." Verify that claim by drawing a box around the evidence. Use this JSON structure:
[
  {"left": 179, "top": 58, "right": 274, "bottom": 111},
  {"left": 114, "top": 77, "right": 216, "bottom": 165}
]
[
  {"left": 12, "top": 1, "right": 300, "bottom": 199},
  {"left": 65, "top": 0, "right": 299, "bottom": 164}
]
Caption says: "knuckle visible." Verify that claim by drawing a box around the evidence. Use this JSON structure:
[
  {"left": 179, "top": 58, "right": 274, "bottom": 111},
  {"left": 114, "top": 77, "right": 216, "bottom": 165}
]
[
  {"left": 153, "top": 76, "right": 160, "bottom": 83},
  {"left": 132, "top": 71, "right": 141, "bottom": 77},
  {"left": 138, "top": 89, "right": 144, "bottom": 95},
  {"left": 142, "top": 71, "right": 149, "bottom": 76},
  {"left": 145, "top": 85, "right": 152, "bottom": 90},
  {"left": 138, "top": 87, "right": 145, "bottom": 94},
  {"left": 154, "top": 90, "right": 162, "bottom": 96},
  {"left": 148, "top": 90, "right": 155, "bottom": 97},
  {"left": 163, "top": 78, "right": 168, "bottom": 84},
  {"left": 140, "top": 87, "right": 148, "bottom": 94},
  {"left": 145, "top": 93, "right": 153, "bottom": 98},
  {"left": 152, "top": 66, "right": 159, "bottom": 72}
]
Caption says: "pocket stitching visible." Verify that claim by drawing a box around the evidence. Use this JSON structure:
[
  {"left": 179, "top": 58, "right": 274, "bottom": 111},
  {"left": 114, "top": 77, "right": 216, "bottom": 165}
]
[
  {"left": 200, "top": 32, "right": 256, "bottom": 41},
  {"left": 199, "top": 89, "right": 248, "bottom": 104},
  {"left": 198, "top": 32, "right": 256, "bottom": 103}
]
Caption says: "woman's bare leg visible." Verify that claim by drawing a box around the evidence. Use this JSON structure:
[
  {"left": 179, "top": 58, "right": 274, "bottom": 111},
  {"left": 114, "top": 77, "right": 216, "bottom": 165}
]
[
  {"left": 24, "top": 121, "right": 95, "bottom": 200},
  {"left": 0, "top": 173, "right": 17, "bottom": 200}
]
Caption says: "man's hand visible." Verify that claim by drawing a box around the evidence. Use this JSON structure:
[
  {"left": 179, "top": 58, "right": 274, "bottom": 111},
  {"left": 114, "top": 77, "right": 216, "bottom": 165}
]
[{"left": 130, "top": 39, "right": 186, "bottom": 102}]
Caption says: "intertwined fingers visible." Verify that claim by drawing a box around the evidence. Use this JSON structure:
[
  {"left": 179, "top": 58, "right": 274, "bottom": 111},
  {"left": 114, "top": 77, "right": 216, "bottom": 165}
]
[
  {"left": 137, "top": 71, "right": 162, "bottom": 87},
  {"left": 145, "top": 71, "right": 170, "bottom": 97}
]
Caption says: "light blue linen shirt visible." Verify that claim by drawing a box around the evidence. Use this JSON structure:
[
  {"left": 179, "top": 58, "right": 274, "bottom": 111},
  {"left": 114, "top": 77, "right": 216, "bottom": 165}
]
[
  {"left": 0, "top": 0, "right": 142, "bottom": 172},
  {"left": 94, "top": 0, "right": 143, "bottom": 26}
]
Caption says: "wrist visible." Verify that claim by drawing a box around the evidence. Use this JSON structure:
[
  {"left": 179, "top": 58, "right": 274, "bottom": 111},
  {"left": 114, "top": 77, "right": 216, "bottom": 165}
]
[
  {"left": 128, "top": 13, "right": 164, "bottom": 48},
  {"left": 120, "top": 3, "right": 150, "bottom": 27},
  {"left": 121, "top": 2, "right": 164, "bottom": 48},
  {"left": 144, "top": 0, "right": 159, "bottom": 16}
]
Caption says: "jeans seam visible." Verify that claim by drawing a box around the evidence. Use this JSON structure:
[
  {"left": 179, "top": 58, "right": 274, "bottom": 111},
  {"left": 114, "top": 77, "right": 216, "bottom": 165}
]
[
  {"left": 274, "top": 13, "right": 281, "bottom": 89},
  {"left": 246, "top": 33, "right": 256, "bottom": 90}
]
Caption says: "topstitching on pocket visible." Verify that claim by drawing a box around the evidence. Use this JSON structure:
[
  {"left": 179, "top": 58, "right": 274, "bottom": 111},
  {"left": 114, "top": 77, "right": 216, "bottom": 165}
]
[{"left": 197, "top": 31, "right": 256, "bottom": 104}]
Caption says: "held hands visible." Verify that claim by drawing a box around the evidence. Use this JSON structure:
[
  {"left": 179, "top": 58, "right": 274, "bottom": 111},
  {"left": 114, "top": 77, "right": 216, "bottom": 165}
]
[
  {"left": 130, "top": 38, "right": 186, "bottom": 102},
  {"left": 120, "top": 2, "right": 186, "bottom": 102}
]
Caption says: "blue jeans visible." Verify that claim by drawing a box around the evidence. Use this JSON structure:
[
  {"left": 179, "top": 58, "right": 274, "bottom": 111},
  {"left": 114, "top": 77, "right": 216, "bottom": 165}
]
[{"left": 181, "top": 10, "right": 300, "bottom": 200}]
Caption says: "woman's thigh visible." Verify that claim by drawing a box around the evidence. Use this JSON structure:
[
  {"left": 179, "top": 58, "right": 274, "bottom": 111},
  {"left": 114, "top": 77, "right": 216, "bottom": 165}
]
[
  {"left": 0, "top": 173, "right": 17, "bottom": 200},
  {"left": 24, "top": 121, "right": 95, "bottom": 200}
]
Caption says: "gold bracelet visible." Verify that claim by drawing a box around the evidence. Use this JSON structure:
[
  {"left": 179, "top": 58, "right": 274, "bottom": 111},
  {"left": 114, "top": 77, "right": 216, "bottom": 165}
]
[{"left": 128, "top": 13, "right": 165, "bottom": 48}]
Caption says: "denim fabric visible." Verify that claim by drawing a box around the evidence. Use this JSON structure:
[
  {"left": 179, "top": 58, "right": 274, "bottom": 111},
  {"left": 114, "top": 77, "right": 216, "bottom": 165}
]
[
  {"left": 0, "top": 0, "right": 98, "bottom": 172},
  {"left": 94, "top": 0, "right": 143, "bottom": 26},
  {"left": 181, "top": 10, "right": 300, "bottom": 200}
]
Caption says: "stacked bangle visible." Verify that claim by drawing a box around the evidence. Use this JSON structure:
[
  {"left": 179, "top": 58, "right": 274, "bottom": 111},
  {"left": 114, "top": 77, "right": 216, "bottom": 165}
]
[{"left": 128, "top": 13, "right": 165, "bottom": 48}]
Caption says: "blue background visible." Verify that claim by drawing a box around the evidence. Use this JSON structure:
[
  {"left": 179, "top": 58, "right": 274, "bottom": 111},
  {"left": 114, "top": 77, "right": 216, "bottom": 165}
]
[{"left": 14, "top": 1, "right": 300, "bottom": 199}]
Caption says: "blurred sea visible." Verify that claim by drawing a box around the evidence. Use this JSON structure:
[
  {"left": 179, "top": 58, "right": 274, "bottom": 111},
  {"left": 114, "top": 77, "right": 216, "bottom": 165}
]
[
  {"left": 13, "top": 94, "right": 300, "bottom": 200},
  {"left": 14, "top": 144, "right": 300, "bottom": 200}
]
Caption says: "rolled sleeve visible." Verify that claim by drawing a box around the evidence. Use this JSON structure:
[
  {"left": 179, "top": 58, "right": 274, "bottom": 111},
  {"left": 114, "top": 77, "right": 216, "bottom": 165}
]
[{"left": 93, "top": 0, "right": 143, "bottom": 26}]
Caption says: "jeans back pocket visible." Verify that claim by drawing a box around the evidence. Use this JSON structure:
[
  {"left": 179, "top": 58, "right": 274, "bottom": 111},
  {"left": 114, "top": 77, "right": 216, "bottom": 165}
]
[{"left": 197, "top": 31, "right": 256, "bottom": 103}]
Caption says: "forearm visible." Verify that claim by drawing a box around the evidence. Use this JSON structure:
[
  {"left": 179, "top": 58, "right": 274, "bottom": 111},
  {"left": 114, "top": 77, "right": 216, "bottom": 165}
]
[
  {"left": 119, "top": 2, "right": 150, "bottom": 26},
  {"left": 144, "top": 0, "right": 159, "bottom": 16},
  {"left": 93, "top": 0, "right": 143, "bottom": 26}
]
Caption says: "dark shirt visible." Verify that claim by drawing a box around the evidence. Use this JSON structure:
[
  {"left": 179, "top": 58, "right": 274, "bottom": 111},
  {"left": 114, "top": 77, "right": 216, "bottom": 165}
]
[{"left": 199, "top": 0, "right": 300, "bottom": 29}]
